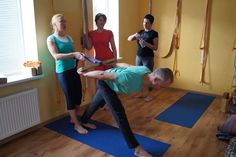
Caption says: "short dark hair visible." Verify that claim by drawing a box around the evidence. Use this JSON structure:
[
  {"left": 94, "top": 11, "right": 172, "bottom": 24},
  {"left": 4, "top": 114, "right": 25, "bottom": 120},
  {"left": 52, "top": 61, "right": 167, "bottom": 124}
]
[
  {"left": 95, "top": 13, "right": 107, "bottom": 24},
  {"left": 144, "top": 14, "right": 154, "bottom": 24},
  {"left": 153, "top": 68, "right": 174, "bottom": 83}
]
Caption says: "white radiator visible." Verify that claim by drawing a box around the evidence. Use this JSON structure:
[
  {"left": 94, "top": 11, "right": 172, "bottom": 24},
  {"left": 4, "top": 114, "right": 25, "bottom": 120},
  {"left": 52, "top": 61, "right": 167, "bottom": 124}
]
[{"left": 0, "top": 88, "right": 40, "bottom": 140}]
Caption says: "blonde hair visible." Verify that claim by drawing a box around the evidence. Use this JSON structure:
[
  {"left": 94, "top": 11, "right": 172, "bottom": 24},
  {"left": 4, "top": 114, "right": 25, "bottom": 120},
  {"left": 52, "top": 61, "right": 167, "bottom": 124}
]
[{"left": 50, "top": 14, "right": 64, "bottom": 32}]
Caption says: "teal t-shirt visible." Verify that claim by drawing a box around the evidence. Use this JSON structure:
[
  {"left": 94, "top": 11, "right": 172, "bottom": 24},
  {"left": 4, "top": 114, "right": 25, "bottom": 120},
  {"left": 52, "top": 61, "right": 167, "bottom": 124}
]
[
  {"left": 49, "top": 34, "right": 76, "bottom": 73},
  {"left": 105, "top": 66, "right": 151, "bottom": 94}
]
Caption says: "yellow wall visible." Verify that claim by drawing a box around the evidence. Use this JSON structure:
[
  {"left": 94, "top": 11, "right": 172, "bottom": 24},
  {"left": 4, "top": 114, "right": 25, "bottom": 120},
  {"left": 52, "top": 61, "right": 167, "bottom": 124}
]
[
  {"left": 136, "top": 0, "right": 236, "bottom": 95},
  {"left": 1, "top": 0, "right": 234, "bottom": 125},
  {"left": 119, "top": 0, "right": 141, "bottom": 64},
  {"left": 0, "top": 0, "right": 145, "bottom": 124},
  {"left": 0, "top": 0, "right": 91, "bottom": 123}
]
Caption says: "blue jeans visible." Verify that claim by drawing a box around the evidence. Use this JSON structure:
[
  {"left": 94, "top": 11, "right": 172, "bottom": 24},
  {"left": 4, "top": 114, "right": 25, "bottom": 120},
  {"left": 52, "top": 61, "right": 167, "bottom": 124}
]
[
  {"left": 136, "top": 56, "right": 154, "bottom": 91},
  {"left": 81, "top": 80, "right": 139, "bottom": 148},
  {"left": 136, "top": 56, "right": 154, "bottom": 71}
]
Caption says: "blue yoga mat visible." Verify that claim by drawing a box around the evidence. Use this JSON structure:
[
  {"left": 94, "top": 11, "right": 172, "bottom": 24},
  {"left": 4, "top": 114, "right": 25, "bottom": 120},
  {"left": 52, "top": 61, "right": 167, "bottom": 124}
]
[
  {"left": 46, "top": 116, "right": 170, "bottom": 157},
  {"left": 155, "top": 92, "right": 215, "bottom": 128}
]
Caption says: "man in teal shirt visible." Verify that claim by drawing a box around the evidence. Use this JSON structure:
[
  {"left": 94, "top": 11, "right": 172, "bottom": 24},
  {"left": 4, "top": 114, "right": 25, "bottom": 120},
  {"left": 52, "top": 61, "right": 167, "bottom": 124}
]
[{"left": 78, "top": 63, "right": 173, "bottom": 157}]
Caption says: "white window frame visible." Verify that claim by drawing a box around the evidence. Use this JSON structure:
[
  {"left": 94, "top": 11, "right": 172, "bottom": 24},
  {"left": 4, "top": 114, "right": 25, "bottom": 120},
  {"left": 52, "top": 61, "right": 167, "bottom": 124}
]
[{"left": 0, "top": 0, "right": 38, "bottom": 83}]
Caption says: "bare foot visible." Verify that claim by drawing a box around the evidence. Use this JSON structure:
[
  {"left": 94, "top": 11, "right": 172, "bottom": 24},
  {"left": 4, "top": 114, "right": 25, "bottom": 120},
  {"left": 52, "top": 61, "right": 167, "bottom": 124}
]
[
  {"left": 74, "top": 124, "right": 88, "bottom": 134},
  {"left": 144, "top": 96, "right": 153, "bottom": 102},
  {"left": 70, "top": 119, "right": 74, "bottom": 124},
  {"left": 71, "top": 119, "right": 96, "bottom": 130},
  {"left": 75, "top": 106, "right": 80, "bottom": 115},
  {"left": 100, "top": 105, "right": 109, "bottom": 110},
  {"left": 134, "top": 93, "right": 145, "bottom": 98},
  {"left": 134, "top": 146, "right": 153, "bottom": 157},
  {"left": 82, "top": 123, "right": 97, "bottom": 129}
]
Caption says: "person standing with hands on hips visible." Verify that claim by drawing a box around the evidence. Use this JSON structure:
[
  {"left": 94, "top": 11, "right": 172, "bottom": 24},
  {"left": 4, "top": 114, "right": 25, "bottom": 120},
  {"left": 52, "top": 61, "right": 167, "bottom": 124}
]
[
  {"left": 47, "top": 14, "right": 96, "bottom": 134},
  {"left": 128, "top": 14, "right": 158, "bottom": 102}
]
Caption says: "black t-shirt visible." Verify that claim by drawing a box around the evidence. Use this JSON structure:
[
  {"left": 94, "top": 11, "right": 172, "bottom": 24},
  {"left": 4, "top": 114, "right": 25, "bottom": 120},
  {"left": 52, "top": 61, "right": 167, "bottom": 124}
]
[{"left": 136, "top": 29, "right": 158, "bottom": 57}]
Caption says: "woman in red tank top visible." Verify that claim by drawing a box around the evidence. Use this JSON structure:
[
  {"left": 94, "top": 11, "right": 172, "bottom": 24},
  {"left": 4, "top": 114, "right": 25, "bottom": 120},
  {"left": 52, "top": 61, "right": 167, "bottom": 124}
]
[{"left": 87, "top": 13, "right": 117, "bottom": 70}]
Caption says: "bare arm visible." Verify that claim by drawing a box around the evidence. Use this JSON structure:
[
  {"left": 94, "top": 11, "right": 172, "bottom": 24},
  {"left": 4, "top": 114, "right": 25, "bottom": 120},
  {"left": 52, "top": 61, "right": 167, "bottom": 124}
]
[
  {"left": 139, "top": 37, "right": 158, "bottom": 51},
  {"left": 47, "top": 40, "right": 84, "bottom": 60},
  {"left": 84, "top": 35, "right": 93, "bottom": 50},
  {"left": 81, "top": 71, "right": 116, "bottom": 81},
  {"left": 127, "top": 33, "right": 139, "bottom": 41},
  {"left": 77, "top": 62, "right": 133, "bottom": 74},
  {"left": 110, "top": 37, "right": 117, "bottom": 61},
  {"left": 115, "top": 63, "right": 133, "bottom": 68}
]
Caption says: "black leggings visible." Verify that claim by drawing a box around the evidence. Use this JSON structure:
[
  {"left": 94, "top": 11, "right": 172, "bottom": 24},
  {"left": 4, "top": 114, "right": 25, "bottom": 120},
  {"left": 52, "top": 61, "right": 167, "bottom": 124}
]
[
  {"left": 57, "top": 68, "right": 82, "bottom": 110},
  {"left": 81, "top": 80, "right": 139, "bottom": 148}
]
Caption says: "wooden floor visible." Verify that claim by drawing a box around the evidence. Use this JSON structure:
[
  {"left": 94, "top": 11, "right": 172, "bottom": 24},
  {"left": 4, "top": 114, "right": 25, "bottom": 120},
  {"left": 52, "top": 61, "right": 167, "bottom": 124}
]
[{"left": 0, "top": 88, "right": 228, "bottom": 157}]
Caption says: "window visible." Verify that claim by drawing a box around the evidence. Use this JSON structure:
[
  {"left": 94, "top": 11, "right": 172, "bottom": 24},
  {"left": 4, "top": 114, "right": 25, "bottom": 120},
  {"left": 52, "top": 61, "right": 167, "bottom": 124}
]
[
  {"left": 0, "top": 0, "right": 37, "bottom": 78},
  {"left": 92, "top": 0, "right": 119, "bottom": 57}
]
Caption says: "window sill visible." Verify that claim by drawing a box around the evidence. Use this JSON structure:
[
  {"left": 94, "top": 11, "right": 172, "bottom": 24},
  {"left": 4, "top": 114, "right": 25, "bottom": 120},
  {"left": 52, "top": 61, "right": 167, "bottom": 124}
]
[{"left": 0, "top": 74, "right": 44, "bottom": 88}]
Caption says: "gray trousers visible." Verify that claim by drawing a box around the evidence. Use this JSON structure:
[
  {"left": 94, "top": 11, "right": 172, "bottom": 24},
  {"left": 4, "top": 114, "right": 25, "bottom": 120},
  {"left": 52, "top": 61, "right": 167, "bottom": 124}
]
[
  {"left": 136, "top": 56, "right": 154, "bottom": 91},
  {"left": 136, "top": 56, "right": 154, "bottom": 71}
]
